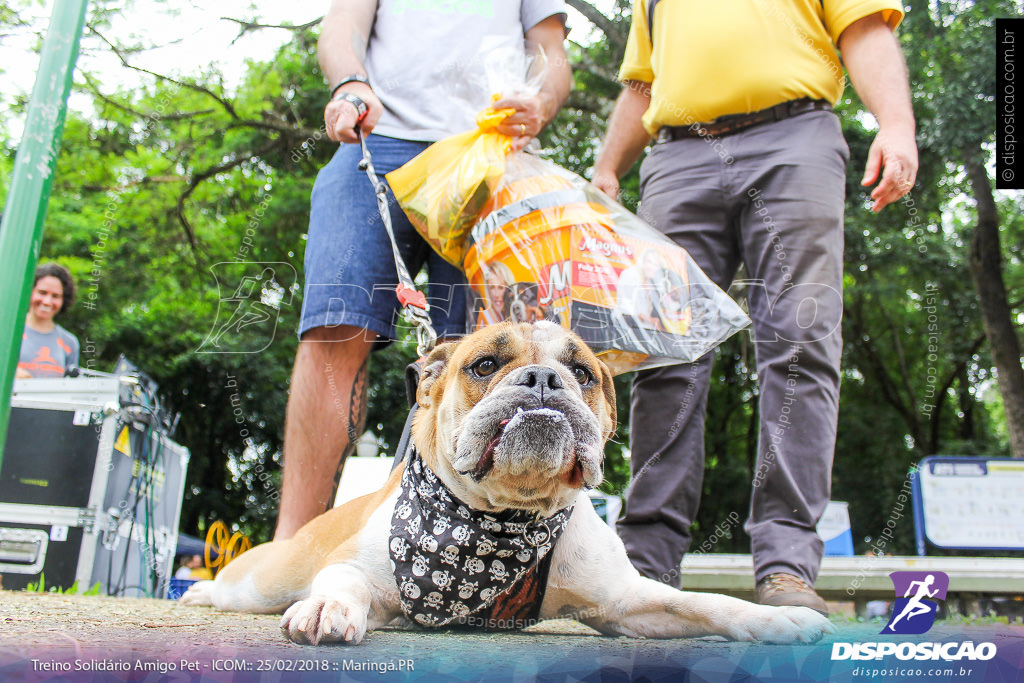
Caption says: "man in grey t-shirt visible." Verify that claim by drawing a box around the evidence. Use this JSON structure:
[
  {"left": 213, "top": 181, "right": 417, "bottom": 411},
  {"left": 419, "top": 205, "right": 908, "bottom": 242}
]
[{"left": 275, "top": 0, "right": 571, "bottom": 539}]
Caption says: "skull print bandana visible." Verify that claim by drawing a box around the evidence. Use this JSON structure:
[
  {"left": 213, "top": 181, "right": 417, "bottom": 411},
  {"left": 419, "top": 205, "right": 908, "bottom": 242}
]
[{"left": 388, "top": 450, "right": 573, "bottom": 628}]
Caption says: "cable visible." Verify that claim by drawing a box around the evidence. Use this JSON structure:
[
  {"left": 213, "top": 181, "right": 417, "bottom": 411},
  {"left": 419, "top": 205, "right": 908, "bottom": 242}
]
[
  {"left": 142, "top": 425, "right": 161, "bottom": 596},
  {"left": 97, "top": 368, "right": 174, "bottom": 597},
  {"left": 109, "top": 419, "right": 148, "bottom": 597}
]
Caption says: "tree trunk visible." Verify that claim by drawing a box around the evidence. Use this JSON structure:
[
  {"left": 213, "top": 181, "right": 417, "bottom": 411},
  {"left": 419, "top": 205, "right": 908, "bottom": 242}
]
[
  {"left": 964, "top": 151, "right": 1024, "bottom": 458},
  {"left": 566, "top": 0, "right": 627, "bottom": 55},
  {"left": 957, "top": 364, "right": 974, "bottom": 442}
]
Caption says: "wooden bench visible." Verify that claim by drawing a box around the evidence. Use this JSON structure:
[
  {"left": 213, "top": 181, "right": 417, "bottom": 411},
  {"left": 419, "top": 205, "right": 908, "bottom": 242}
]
[{"left": 679, "top": 554, "right": 1024, "bottom": 616}]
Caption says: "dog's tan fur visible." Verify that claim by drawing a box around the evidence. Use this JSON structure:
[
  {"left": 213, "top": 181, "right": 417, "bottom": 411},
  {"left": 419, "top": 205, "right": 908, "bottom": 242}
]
[{"left": 182, "top": 321, "right": 832, "bottom": 645}]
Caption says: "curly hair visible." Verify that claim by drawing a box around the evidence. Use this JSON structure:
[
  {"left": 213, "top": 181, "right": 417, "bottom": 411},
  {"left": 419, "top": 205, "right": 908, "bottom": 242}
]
[{"left": 34, "top": 263, "right": 76, "bottom": 314}]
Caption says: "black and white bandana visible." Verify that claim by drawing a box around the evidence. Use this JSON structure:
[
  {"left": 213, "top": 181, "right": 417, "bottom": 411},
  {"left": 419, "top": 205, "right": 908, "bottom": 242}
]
[{"left": 388, "top": 450, "right": 573, "bottom": 628}]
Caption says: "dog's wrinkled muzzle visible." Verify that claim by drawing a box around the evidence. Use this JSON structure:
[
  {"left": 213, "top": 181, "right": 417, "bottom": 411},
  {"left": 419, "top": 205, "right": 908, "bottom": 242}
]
[{"left": 454, "top": 363, "right": 602, "bottom": 490}]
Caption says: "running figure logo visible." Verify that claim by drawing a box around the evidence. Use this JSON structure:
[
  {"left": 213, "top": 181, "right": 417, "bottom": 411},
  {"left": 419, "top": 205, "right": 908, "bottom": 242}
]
[
  {"left": 883, "top": 571, "right": 949, "bottom": 635},
  {"left": 198, "top": 262, "right": 296, "bottom": 354}
]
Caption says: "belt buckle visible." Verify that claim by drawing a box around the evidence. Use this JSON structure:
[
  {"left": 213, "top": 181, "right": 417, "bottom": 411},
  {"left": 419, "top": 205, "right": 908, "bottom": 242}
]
[{"left": 656, "top": 127, "right": 673, "bottom": 143}]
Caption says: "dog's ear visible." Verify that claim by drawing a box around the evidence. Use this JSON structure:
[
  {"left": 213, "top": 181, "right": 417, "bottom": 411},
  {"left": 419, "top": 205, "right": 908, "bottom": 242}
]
[
  {"left": 597, "top": 359, "right": 617, "bottom": 439},
  {"left": 416, "top": 341, "right": 457, "bottom": 408}
]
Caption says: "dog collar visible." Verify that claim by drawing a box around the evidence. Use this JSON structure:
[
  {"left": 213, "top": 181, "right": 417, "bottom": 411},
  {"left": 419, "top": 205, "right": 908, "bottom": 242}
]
[{"left": 388, "top": 450, "right": 573, "bottom": 629}]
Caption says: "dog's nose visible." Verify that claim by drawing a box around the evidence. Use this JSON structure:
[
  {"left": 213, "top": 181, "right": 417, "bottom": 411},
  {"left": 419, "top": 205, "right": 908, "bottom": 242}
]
[{"left": 514, "top": 365, "right": 563, "bottom": 404}]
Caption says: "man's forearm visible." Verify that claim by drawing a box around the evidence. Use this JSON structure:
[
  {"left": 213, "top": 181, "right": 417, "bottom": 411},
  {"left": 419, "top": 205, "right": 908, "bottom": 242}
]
[
  {"left": 839, "top": 11, "right": 918, "bottom": 211},
  {"left": 839, "top": 13, "right": 915, "bottom": 134},
  {"left": 594, "top": 81, "right": 654, "bottom": 179},
  {"left": 537, "top": 57, "right": 571, "bottom": 129},
  {"left": 319, "top": 0, "right": 382, "bottom": 142},
  {"left": 526, "top": 15, "right": 572, "bottom": 130},
  {"left": 318, "top": 0, "right": 377, "bottom": 89}
]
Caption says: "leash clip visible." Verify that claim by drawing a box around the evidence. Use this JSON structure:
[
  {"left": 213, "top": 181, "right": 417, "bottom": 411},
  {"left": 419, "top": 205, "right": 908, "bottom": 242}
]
[{"left": 405, "top": 306, "right": 438, "bottom": 358}]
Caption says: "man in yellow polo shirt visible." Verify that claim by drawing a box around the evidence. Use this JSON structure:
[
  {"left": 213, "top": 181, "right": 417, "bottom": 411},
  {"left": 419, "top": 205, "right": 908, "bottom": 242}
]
[{"left": 593, "top": 0, "right": 917, "bottom": 614}]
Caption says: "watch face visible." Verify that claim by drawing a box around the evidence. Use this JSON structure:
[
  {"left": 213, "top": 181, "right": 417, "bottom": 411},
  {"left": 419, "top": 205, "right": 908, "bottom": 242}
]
[{"left": 338, "top": 93, "right": 368, "bottom": 119}]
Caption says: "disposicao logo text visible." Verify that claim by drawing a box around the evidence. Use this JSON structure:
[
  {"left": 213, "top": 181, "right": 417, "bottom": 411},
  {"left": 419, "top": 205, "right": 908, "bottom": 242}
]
[{"left": 831, "top": 571, "right": 996, "bottom": 662}]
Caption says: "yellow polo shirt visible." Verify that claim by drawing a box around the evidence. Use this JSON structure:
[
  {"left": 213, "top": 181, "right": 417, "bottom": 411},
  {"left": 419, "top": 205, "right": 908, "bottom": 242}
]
[{"left": 619, "top": 0, "right": 904, "bottom": 133}]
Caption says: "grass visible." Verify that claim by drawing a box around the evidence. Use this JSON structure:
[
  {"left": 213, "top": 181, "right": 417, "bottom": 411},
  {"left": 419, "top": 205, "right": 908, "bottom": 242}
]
[{"left": 25, "top": 573, "right": 102, "bottom": 596}]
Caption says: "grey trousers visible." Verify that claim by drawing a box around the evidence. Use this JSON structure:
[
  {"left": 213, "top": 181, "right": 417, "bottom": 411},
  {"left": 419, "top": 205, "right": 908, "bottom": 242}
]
[{"left": 616, "top": 110, "right": 848, "bottom": 588}]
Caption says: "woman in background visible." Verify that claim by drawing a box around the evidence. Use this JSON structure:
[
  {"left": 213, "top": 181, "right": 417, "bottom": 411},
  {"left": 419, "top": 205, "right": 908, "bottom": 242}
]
[{"left": 16, "top": 263, "right": 80, "bottom": 378}]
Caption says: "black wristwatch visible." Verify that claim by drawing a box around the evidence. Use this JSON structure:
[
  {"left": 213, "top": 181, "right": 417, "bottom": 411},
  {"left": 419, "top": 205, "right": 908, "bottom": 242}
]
[
  {"left": 334, "top": 92, "right": 369, "bottom": 122},
  {"left": 330, "top": 74, "right": 371, "bottom": 99}
]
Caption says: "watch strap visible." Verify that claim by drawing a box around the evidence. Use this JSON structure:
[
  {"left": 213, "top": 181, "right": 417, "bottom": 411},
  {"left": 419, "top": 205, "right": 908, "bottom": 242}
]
[{"left": 330, "top": 74, "right": 371, "bottom": 99}]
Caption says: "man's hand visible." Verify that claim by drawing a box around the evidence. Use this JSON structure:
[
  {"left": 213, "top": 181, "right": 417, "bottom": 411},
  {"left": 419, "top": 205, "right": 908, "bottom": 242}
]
[
  {"left": 325, "top": 82, "right": 384, "bottom": 144},
  {"left": 591, "top": 169, "right": 621, "bottom": 199},
  {"left": 496, "top": 14, "right": 571, "bottom": 152},
  {"left": 318, "top": 0, "right": 378, "bottom": 144},
  {"left": 492, "top": 92, "right": 554, "bottom": 152},
  {"left": 862, "top": 124, "right": 918, "bottom": 212},
  {"left": 15, "top": 367, "right": 31, "bottom": 379}
]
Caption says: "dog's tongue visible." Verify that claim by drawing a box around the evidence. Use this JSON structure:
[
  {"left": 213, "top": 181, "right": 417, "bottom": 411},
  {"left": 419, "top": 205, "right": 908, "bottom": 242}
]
[
  {"left": 470, "top": 418, "right": 509, "bottom": 482},
  {"left": 470, "top": 408, "right": 566, "bottom": 482}
]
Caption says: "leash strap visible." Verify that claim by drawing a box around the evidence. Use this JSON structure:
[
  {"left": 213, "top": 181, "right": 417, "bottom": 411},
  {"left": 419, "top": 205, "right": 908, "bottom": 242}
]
[
  {"left": 391, "top": 355, "right": 429, "bottom": 472},
  {"left": 356, "top": 127, "right": 438, "bottom": 356}
]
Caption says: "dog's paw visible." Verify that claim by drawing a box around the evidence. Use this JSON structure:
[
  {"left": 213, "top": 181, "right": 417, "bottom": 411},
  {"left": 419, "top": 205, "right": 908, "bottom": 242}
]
[
  {"left": 178, "top": 580, "right": 214, "bottom": 606},
  {"left": 280, "top": 596, "right": 367, "bottom": 646},
  {"left": 732, "top": 605, "right": 834, "bottom": 644}
]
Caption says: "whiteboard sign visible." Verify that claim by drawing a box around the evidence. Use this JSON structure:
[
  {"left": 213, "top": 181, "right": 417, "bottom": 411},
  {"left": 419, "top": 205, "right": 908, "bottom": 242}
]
[{"left": 916, "top": 457, "right": 1024, "bottom": 551}]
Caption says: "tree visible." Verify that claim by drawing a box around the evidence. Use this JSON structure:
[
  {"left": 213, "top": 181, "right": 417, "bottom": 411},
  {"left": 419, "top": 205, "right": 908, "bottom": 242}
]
[{"left": 901, "top": 0, "right": 1024, "bottom": 458}]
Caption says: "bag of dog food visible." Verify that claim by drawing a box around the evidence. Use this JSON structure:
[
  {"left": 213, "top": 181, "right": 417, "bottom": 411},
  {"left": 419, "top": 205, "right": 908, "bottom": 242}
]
[
  {"left": 460, "top": 152, "right": 750, "bottom": 374},
  {"left": 386, "top": 47, "right": 750, "bottom": 374}
]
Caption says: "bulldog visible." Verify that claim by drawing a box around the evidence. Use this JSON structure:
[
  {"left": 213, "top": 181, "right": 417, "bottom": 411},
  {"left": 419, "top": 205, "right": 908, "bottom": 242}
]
[{"left": 182, "top": 321, "right": 832, "bottom": 645}]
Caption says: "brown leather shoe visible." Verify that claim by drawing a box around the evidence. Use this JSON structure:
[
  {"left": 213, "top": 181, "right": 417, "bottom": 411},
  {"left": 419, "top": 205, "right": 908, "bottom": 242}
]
[{"left": 755, "top": 573, "right": 829, "bottom": 616}]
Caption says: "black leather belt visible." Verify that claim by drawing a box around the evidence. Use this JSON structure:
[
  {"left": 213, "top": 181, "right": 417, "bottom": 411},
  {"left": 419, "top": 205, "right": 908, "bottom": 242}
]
[{"left": 656, "top": 98, "right": 832, "bottom": 142}]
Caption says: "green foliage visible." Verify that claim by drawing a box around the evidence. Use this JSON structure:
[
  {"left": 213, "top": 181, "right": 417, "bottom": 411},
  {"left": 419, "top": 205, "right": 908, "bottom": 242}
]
[
  {"left": 1, "top": 22, "right": 331, "bottom": 543},
  {"left": 901, "top": 1, "right": 1014, "bottom": 160}
]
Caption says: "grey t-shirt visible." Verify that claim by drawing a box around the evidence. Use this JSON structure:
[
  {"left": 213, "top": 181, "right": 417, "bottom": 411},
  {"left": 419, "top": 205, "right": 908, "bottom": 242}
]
[
  {"left": 365, "top": 0, "right": 567, "bottom": 142},
  {"left": 18, "top": 324, "right": 80, "bottom": 378}
]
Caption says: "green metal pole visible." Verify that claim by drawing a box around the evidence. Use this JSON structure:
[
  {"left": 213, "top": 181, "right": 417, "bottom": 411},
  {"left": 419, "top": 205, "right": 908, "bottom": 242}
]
[{"left": 0, "top": 0, "right": 90, "bottom": 466}]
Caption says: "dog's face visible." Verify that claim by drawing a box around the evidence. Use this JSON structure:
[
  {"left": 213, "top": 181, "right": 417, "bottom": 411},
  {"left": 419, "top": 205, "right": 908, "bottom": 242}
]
[{"left": 412, "top": 321, "right": 616, "bottom": 516}]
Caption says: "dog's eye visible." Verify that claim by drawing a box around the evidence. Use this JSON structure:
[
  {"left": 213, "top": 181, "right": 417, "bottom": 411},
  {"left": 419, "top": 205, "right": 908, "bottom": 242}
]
[
  {"left": 572, "top": 364, "right": 594, "bottom": 386},
  {"left": 470, "top": 357, "right": 499, "bottom": 378}
]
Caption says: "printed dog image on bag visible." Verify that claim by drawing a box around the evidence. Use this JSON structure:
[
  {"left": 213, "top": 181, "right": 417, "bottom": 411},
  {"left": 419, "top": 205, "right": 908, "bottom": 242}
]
[{"left": 475, "top": 262, "right": 560, "bottom": 326}]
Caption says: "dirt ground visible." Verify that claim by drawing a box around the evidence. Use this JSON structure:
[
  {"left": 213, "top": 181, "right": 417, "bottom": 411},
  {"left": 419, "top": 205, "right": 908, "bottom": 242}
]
[
  {"left": 0, "top": 588, "right": 606, "bottom": 657},
  {"left": 2, "top": 590, "right": 1021, "bottom": 682}
]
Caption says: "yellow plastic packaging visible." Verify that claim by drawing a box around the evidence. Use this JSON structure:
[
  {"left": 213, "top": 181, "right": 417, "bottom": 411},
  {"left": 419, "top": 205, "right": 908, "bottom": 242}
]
[{"left": 386, "top": 104, "right": 514, "bottom": 266}]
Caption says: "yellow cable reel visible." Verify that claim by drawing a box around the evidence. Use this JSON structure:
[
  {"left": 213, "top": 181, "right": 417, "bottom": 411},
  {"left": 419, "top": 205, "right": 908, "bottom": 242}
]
[{"left": 204, "top": 521, "right": 251, "bottom": 576}]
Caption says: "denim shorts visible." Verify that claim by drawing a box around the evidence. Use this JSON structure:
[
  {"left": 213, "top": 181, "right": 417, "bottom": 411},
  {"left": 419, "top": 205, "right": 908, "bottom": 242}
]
[{"left": 299, "top": 135, "right": 469, "bottom": 345}]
